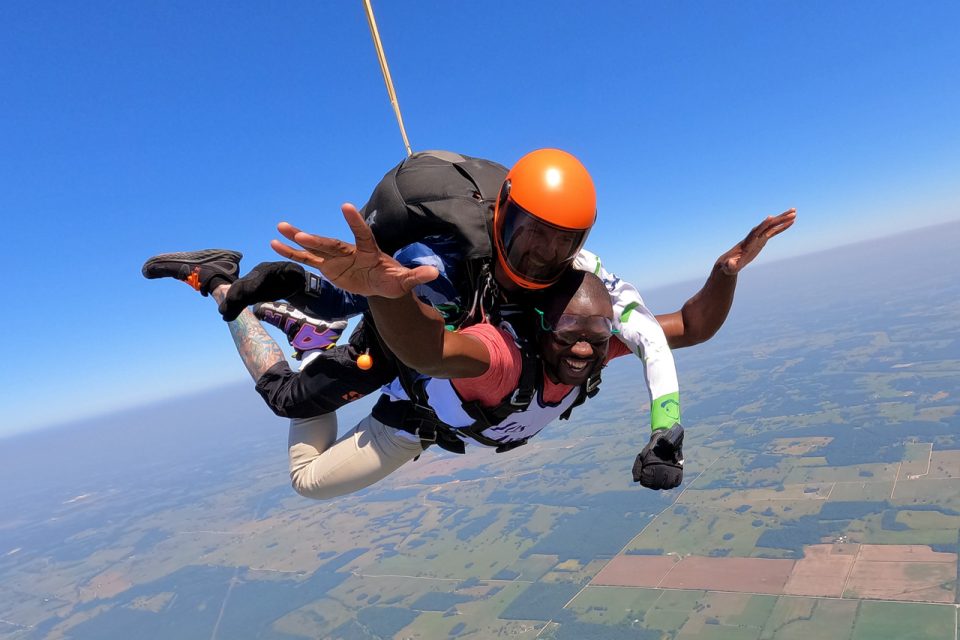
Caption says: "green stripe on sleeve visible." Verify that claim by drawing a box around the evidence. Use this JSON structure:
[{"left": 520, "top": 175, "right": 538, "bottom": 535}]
[
  {"left": 620, "top": 301, "right": 640, "bottom": 324},
  {"left": 650, "top": 391, "right": 681, "bottom": 432}
]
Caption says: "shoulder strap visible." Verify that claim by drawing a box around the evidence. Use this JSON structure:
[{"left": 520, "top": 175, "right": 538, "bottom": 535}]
[
  {"left": 461, "top": 352, "right": 540, "bottom": 429},
  {"left": 459, "top": 322, "right": 541, "bottom": 429},
  {"left": 559, "top": 372, "right": 603, "bottom": 421}
]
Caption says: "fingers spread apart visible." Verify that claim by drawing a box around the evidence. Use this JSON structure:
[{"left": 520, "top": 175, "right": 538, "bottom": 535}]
[
  {"left": 270, "top": 239, "right": 326, "bottom": 270},
  {"left": 292, "top": 231, "right": 355, "bottom": 258},
  {"left": 340, "top": 204, "right": 378, "bottom": 250}
]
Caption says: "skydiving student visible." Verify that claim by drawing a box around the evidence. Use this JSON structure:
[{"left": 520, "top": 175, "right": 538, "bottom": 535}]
[{"left": 143, "top": 150, "right": 795, "bottom": 493}]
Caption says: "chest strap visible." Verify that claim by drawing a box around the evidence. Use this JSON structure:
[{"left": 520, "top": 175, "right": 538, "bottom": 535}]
[
  {"left": 372, "top": 395, "right": 466, "bottom": 454},
  {"left": 459, "top": 345, "right": 540, "bottom": 429},
  {"left": 372, "top": 395, "right": 529, "bottom": 454}
]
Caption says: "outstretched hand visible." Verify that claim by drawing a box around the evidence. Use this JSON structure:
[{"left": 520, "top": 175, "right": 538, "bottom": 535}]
[
  {"left": 717, "top": 208, "right": 796, "bottom": 276},
  {"left": 270, "top": 203, "right": 439, "bottom": 299}
]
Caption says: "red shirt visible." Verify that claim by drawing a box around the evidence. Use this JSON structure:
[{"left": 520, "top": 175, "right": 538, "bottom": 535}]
[{"left": 451, "top": 323, "right": 630, "bottom": 407}]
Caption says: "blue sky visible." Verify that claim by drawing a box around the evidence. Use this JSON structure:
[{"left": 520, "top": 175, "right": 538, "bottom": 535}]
[{"left": 2, "top": 0, "right": 958, "bottom": 436}]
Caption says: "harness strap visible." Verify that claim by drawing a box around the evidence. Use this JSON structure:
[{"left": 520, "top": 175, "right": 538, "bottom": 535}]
[
  {"left": 372, "top": 391, "right": 534, "bottom": 455},
  {"left": 372, "top": 395, "right": 466, "bottom": 454},
  {"left": 460, "top": 332, "right": 540, "bottom": 429},
  {"left": 559, "top": 372, "right": 603, "bottom": 421}
]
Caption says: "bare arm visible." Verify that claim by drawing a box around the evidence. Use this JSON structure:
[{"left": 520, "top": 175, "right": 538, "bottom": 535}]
[
  {"left": 656, "top": 209, "right": 796, "bottom": 349},
  {"left": 367, "top": 293, "right": 491, "bottom": 379},
  {"left": 655, "top": 264, "right": 737, "bottom": 349},
  {"left": 271, "top": 203, "right": 491, "bottom": 378}
]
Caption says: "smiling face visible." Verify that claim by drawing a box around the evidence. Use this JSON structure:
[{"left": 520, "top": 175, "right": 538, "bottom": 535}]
[{"left": 536, "top": 271, "right": 614, "bottom": 386}]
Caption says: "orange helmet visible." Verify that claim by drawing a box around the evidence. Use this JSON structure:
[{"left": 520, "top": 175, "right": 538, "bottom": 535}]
[{"left": 493, "top": 149, "right": 596, "bottom": 290}]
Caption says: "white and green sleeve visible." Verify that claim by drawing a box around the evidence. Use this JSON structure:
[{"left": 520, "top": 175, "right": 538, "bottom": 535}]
[{"left": 573, "top": 249, "right": 681, "bottom": 432}]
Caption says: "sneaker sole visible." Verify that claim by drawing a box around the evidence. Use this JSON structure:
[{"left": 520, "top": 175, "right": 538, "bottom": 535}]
[
  {"left": 254, "top": 302, "right": 348, "bottom": 330},
  {"left": 253, "top": 301, "right": 310, "bottom": 323},
  {"left": 253, "top": 302, "right": 348, "bottom": 357}
]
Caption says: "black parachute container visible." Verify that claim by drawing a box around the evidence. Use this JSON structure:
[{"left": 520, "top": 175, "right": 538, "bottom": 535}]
[{"left": 361, "top": 150, "right": 507, "bottom": 263}]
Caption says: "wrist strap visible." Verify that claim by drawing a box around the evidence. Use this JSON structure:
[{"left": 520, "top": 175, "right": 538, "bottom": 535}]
[{"left": 305, "top": 271, "right": 324, "bottom": 297}]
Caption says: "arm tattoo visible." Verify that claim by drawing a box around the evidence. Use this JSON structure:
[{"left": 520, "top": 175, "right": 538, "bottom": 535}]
[{"left": 212, "top": 286, "right": 285, "bottom": 381}]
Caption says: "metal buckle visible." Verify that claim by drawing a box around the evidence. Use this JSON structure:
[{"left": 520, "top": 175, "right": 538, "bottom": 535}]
[
  {"left": 508, "top": 387, "right": 532, "bottom": 408},
  {"left": 414, "top": 425, "right": 437, "bottom": 443},
  {"left": 585, "top": 375, "right": 601, "bottom": 394},
  {"left": 409, "top": 406, "right": 438, "bottom": 443}
]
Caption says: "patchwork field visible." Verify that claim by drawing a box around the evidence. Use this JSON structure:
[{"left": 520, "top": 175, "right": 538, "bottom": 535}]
[
  {"left": 593, "top": 544, "right": 956, "bottom": 603},
  {"left": 783, "top": 544, "right": 857, "bottom": 597}
]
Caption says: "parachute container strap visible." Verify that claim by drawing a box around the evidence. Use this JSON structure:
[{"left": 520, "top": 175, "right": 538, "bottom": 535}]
[
  {"left": 362, "top": 0, "right": 412, "bottom": 156},
  {"left": 508, "top": 344, "right": 540, "bottom": 410},
  {"left": 388, "top": 341, "right": 428, "bottom": 413},
  {"left": 461, "top": 341, "right": 540, "bottom": 430},
  {"left": 481, "top": 267, "right": 501, "bottom": 322},
  {"left": 465, "top": 262, "right": 498, "bottom": 324},
  {"left": 426, "top": 332, "right": 539, "bottom": 452}
]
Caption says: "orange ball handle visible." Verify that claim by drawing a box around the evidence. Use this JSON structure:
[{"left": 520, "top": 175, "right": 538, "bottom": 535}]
[{"left": 357, "top": 353, "right": 373, "bottom": 370}]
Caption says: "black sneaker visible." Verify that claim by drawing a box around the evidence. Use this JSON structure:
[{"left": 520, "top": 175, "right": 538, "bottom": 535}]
[
  {"left": 142, "top": 249, "right": 242, "bottom": 296},
  {"left": 253, "top": 302, "right": 348, "bottom": 359}
]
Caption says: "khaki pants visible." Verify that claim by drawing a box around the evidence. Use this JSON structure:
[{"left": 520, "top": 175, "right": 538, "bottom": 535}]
[{"left": 287, "top": 412, "right": 424, "bottom": 500}]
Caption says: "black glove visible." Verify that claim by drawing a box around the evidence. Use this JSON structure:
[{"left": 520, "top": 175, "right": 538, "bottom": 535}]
[
  {"left": 218, "top": 261, "right": 307, "bottom": 321},
  {"left": 632, "top": 423, "right": 684, "bottom": 490}
]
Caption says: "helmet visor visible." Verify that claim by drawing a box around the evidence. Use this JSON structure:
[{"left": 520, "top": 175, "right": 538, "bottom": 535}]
[{"left": 499, "top": 199, "right": 589, "bottom": 286}]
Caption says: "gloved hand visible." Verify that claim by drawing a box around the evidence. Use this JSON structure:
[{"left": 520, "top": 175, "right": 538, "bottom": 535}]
[
  {"left": 218, "top": 261, "right": 307, "bottom": 321},
  {"left": 632, "top": 423, "right": 684, "bottom": 490}
]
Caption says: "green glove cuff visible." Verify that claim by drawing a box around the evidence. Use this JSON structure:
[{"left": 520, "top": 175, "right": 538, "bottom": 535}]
[{"left": 650, "top": 391, "right": 681, "bottom": 432}]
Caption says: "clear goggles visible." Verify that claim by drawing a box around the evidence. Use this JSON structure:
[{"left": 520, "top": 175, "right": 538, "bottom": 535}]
[
  {"left": 498, "top": 199, "right": 589, "bottom": 286},
  {"left": 535, "top": 311, "right": 617, "bottom": 346}
]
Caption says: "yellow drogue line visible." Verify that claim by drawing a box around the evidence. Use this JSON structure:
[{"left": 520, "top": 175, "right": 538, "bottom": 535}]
[{"left": 363, "top": 0, "right": 413, "bottom": 156}]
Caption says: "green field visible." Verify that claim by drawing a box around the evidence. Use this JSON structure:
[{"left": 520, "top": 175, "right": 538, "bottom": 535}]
[
  {"left": 567, "top": 586, "right": 662, "bottom": 624},
  {"left": 851, "top": 601, "right": 955, "bottom": 640}
]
